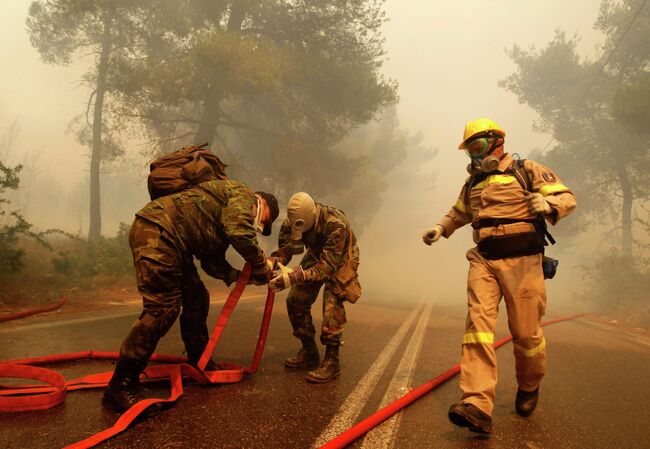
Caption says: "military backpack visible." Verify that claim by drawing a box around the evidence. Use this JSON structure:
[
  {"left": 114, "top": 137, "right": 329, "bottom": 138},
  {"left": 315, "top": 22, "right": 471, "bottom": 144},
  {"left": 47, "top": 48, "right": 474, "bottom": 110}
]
[{"left": 147, "top": 143, "right": 228, "bottom": 200}]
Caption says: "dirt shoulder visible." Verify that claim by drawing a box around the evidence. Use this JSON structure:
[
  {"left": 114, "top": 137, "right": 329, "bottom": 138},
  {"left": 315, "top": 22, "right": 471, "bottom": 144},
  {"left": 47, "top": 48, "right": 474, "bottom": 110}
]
[{"left": 0, "top": 275, "right": 234, "bottom": 318}]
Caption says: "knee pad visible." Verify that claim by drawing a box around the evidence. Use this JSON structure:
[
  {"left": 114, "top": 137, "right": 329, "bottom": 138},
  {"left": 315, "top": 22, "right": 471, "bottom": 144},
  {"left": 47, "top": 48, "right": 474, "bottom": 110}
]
[{"left": 139, "top": 306, "right": 181, "bottom": 337}]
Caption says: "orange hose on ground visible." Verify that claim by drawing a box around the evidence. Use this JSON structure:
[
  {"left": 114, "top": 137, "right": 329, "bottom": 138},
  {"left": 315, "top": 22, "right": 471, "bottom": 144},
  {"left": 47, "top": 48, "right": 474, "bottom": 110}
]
[
  {"left": 0, "top": 264, "right": 276, "bottom": 449},
  {"left": 0, "top": 296, "right": 67, "bottom": 323}
]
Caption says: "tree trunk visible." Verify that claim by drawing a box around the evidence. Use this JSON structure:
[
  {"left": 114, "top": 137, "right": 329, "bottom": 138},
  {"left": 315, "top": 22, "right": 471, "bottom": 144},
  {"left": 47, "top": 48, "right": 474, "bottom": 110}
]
[
  {"left": 194, "top": 2, "right": 248, "bottom": 145},
  {"left": 616, "top": 163, "right": 633, "bottom": 256},
  {"left": 88, "top": 11, "right": 112, "bottom": 241}
]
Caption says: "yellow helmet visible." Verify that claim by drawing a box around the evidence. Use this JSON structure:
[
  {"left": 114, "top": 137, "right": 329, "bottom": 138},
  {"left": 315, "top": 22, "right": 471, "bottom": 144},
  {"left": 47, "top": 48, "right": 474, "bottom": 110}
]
[{"left": 458, "top": 118, "right": 506, "bottom": 149}]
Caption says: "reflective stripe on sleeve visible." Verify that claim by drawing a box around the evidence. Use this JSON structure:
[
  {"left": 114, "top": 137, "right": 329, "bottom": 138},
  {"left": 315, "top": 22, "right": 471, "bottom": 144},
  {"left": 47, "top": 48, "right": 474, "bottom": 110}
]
[
  {"left": 471, "top": 174, "right": 516, "bottom": 190},
  {"left": 539, "top": 184, "right": 570, "bottom": 196},
  {"left": 462, "top": 331, "right": 494, "bottom": 345},
  {"left": 454, "top": 198, "right": 468, "bottom": 213},
  {"left": 514, "top": 337, "right": 546, "bottom": 357}
]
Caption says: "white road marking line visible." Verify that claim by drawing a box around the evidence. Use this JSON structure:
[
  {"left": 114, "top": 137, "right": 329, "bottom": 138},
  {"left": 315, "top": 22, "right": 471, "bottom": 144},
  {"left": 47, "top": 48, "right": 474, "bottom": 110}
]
[
  {"left": 312, "top": 303, "right": 424, "bottom": 448},
  {"left": 0, "top": 293, "right": 268, "bottom": 334},
  {"left": 359, "top": 301, "right": 433, "bottom": 449}
]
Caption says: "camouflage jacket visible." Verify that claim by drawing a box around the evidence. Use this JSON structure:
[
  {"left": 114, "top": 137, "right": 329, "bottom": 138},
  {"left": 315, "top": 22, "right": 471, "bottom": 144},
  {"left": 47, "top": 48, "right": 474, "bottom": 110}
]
[
  {"left": 272, "top": 204, "right": 361, "bottom": 302},
  {"left": 135, "top": 179, "right": 266, "bottom": 268}
]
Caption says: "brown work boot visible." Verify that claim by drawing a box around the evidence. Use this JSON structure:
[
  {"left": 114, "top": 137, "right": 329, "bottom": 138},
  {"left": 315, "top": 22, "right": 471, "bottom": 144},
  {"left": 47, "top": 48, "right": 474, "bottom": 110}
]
[
  {"left": 102, "top": 357, "right": 147, "bottom": 413},
  {"left": 306, "top": 345, "right": 340, "bottom": 383},
  {"left": 448, "top": 402, "right": 493, "bottom": 434},
  {"left": 515, "top": 387, "right": 539, "bottom": 417},
  {"left": 285, "top": 338, "right": 320, "bottom": 369}
]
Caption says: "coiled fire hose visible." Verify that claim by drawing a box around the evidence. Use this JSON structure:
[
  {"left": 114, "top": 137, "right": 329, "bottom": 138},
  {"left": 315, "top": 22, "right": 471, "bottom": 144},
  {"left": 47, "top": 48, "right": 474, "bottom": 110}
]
[
  {"left": 318, "top": 313, "right": 584, "bottom": 449},
  {"left": 0, "top": 263, "right": 276, "bottom": 449}
]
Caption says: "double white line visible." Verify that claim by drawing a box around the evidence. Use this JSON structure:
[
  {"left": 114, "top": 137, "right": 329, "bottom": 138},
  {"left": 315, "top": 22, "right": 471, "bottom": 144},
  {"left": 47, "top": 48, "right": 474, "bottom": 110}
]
[{"left": 312, "top": 301, "right": 433, "bottom": 448}]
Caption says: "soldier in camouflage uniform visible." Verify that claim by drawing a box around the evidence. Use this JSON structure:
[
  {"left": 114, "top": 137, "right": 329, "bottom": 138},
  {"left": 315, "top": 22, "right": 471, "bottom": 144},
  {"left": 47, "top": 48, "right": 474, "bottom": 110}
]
[
  {"left": 102, "top": 179, "right": 279, "bottom": 412},
  {"left": 269, "top": 192, "right": 361, "bottom": 383}
]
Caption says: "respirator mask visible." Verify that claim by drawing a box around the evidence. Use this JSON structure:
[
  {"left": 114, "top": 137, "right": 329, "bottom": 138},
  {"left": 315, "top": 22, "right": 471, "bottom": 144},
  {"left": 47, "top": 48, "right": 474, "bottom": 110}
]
[
  {"left": 286, "top": 192, "right": 317, "bottom": 255},
  {"left": 465, "top": 135, "right": 501, "bottom": 173}
]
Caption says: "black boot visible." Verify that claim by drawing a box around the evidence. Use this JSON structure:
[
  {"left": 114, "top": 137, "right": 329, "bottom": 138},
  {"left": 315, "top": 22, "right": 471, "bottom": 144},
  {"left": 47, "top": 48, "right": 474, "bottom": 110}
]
[
  {"left": 285, "top": 338, "right": 320, "bottom": 369},
  {"left": 186, "top": 343, "right": 219, "bottom": 371},
  {"left": 448, "top": 402, "right": 493, "bottom": 434},
  {"left": 102, "top": 357, "right": 147, "bottom": 413},
  {"left": 515, "top": 387, "right": 539, "bottom": 417},
  {"left": 306, "top": 345, "right": 340, "bottom": 383}
]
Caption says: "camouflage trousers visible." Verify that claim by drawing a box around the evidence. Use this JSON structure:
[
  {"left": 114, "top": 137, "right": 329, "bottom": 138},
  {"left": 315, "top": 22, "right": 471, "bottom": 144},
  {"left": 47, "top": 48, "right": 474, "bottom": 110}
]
[
  {"left": 286, "top": 280, "right": 347, "bottom": 346},
  {"left": 120, "top": 217, "right": 212, "bottom": 364}
]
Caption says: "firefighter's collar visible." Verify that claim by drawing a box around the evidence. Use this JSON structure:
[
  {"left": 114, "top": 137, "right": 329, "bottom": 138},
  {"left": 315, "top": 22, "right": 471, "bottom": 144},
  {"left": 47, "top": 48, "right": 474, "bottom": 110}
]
[{"left": 496, "top": 153, "right": 514, "bottom": 173}]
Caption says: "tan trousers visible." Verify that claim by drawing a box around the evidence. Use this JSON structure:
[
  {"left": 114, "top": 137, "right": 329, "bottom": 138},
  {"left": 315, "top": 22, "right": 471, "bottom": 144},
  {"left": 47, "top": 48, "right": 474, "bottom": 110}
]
[{"left": 460, "top": 247, "right": 547, "bottom": 416}]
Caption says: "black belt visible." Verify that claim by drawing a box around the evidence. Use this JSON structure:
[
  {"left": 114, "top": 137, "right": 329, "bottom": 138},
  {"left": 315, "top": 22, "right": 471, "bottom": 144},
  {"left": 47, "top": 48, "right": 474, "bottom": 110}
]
[
  {"left": 477, "top": 232, "right": 545, "bottom": 260},
  {"left": 471, "top": 218, "right": 537, "bottom": 229}
]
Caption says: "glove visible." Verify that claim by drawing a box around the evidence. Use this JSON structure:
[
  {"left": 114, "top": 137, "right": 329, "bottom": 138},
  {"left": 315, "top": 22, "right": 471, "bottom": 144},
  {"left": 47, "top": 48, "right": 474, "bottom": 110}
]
[
  {"left": 269, "top": 264, "right": 305, "bottom": 292},
  {"left": 422, "top": 225, "right": 444, "bottom": 245},
  {"left": 251, "top": 260, "right": 272, "bottom": 286},
  {"left": 267, "top": 257, "right": 280, "bottom": 271},
  {"left": 525, "top": 193, "right": 552, "bottom": 215}
]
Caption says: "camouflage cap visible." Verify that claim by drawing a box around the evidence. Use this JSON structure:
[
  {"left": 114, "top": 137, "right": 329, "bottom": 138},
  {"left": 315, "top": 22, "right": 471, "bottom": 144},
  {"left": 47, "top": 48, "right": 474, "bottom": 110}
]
[{"left": 256, "top": 191, "right": 279, "bottom": 236}]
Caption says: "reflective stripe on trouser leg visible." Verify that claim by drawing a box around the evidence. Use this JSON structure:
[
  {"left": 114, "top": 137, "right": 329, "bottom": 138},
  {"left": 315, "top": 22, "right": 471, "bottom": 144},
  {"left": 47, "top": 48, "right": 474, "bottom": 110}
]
[
  {"left": 460, "top": 248, "right": 502, "bottom": 416},
  {"left": 286, "top": 281, "right": 324, "bottom": 341},
  {"left": 496, "top": 252, "right": 547, "bottom": 392},
  {"left": 320, "top": 284, "right": 347, "bottom": 346}
]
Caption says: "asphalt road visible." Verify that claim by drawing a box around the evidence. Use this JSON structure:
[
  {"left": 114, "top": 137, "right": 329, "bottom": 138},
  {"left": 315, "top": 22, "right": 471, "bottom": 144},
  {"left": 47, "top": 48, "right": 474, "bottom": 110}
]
[{"left": 1, "top": 289, "right": 650, "bottom": 449}]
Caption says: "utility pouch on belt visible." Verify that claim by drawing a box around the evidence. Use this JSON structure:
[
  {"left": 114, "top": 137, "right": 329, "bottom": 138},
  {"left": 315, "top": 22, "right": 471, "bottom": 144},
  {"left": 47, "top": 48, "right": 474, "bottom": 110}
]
[
  {"left": 477, "top": 232, "right": 545, "bottom": 260},
  {"left": 542, "top": 256, "right": 559, "bottom": 279}
]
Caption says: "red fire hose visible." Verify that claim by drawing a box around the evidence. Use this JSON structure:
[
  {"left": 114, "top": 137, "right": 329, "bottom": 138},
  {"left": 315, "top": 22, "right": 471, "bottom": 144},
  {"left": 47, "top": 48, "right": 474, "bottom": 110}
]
[
  {"left": 318, "top": 313, "right": 584, "bottom": 449},
  {"left": 0, "top": 263, "right": 276, "bottom": 449},
  {"left": 0, "top": 296, "right": 67, "bottom": 323}
]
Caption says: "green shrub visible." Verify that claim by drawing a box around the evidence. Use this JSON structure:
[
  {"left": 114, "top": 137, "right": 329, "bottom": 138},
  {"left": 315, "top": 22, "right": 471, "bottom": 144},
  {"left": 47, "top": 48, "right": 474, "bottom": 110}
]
[
  {"left": 0, "top": 158, "right": 56, "bottom": 276},
  {"left": 51, "top": 223, "right": 132, "bottom": 277},
  {"left": 581, "top": 249, "right": 650, "bottom": 306}
]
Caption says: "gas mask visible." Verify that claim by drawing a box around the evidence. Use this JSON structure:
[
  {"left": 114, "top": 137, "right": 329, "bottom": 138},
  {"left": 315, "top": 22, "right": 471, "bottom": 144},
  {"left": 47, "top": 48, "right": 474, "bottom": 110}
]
[
  {"left": 286, "top": 192, "right": 317, "bottom": 255},
  {"left": 465, "top": 135, "right": 502, "bottom": 173}
]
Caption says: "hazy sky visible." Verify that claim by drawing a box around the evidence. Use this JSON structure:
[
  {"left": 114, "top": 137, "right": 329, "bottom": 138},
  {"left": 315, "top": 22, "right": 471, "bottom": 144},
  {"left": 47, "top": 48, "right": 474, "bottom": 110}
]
[
  {"left": 1, "top": 1, "right": 89, "bottom": 175},
  {"left": 382, "top": 0, "right": 602, "bottom": 174},
  {"left": 1, "top": 1, "right": 603, "bottom": 185}
]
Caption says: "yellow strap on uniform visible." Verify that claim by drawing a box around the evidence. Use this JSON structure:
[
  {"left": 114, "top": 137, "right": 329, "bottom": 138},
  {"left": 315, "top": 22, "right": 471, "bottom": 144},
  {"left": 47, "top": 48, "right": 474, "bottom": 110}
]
[
  {"left": 454, "top": 198, "right": 468, "bottom": 213},
  {"left": 471, "top": 174, "right": 516, "bottom": 190},
  {"left": 539, "top": 184, "right": 569, "bottom": 196},
  {"left": 462, "top": 331, "right": 494, "bottom": 345},
  {"left": 515, "top": 337, "right": 546, "bottom": 357}
]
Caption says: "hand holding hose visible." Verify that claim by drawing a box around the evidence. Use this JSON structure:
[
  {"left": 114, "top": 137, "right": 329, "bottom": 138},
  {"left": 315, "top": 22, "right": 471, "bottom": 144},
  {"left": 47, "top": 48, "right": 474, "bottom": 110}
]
[{"left": 269, "top": 264, "right": 305, "bottom": 292}]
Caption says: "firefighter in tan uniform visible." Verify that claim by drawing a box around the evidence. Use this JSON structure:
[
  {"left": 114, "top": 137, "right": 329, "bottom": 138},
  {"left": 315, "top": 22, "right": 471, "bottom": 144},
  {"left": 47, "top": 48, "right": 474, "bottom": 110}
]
[{"left": 422, "top": 118, "right": 576, "bottom": 434}]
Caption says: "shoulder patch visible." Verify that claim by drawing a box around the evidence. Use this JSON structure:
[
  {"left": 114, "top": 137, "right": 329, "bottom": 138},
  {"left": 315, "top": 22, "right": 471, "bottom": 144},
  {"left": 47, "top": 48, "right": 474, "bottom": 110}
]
[{"left": 542, "top": 172, "right": 556, "bottom": 183}]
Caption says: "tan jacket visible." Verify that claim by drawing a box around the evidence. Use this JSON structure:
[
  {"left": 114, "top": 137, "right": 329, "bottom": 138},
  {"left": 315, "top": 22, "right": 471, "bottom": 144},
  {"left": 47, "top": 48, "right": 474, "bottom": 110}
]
[{"left": 438, "top": 154, "right": 576, "bottom": 243}]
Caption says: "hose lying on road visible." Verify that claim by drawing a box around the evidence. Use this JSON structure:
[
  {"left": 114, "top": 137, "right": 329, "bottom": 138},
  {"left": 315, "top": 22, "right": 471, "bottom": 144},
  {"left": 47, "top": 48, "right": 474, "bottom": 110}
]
[
  {"left": 0, "top": 296, "right": 67, "bottom": 323},
  {"left": 319, "top": 313, "right": 584, "bottom": 449},
  {"left": 0, "top": 264, "right": 275, "bottom": 449}
]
